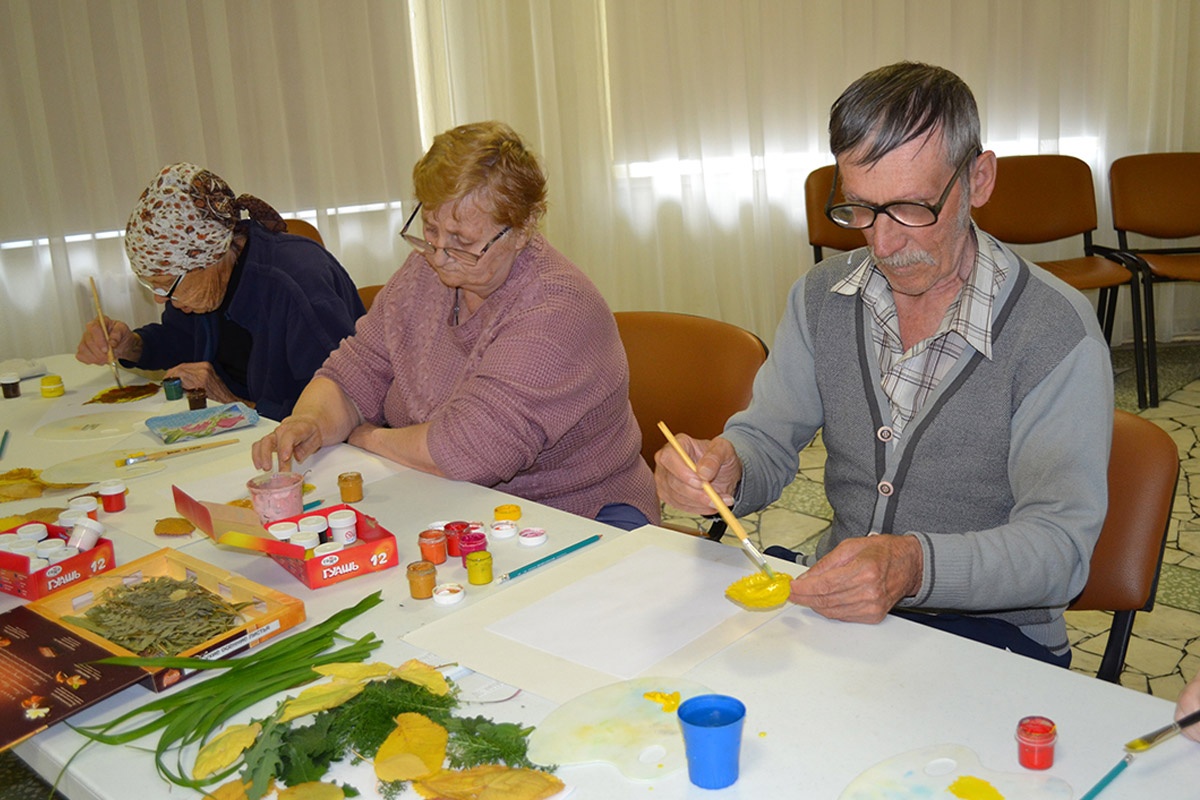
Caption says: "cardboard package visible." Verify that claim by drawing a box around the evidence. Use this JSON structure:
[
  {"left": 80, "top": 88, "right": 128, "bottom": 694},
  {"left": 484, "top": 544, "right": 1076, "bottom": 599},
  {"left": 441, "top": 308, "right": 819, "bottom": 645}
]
[
  {"left": 173, "top": 486, "right": 399, "bottom": 588},
  {"left": 0, "top": 523, "right": 116, "bottom": 600}
]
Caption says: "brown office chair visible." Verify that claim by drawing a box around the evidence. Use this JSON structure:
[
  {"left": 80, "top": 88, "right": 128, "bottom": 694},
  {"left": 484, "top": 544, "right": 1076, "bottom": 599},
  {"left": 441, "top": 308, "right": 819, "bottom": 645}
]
[
  {"left": 1109, "top": 152, "right": 1200, "bottom": 406},
  {"left": 284, "top": 217, "right": 325, "bottom": 246},
  {"left": 804, "top": 165, "right": 866, "bottom": 262},
  {"left": 358, "top": 284, "right": 384, "bottom": 311},
  {"left": 614, "top": 311, "right": 768, "bottom": 539},
  {"left": 973, "top": 154, "right": 1146, "bottom": 407},
  {"left": 1068, "top": 409, "right": 1177, "bottom": 683}
]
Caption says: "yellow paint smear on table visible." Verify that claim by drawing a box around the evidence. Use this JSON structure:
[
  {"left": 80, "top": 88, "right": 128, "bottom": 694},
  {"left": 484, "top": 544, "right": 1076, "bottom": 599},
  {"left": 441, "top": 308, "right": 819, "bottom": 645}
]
[
  {"left": 725, "top": 571, "right": 793, "bottom": 609},
  {"left": 948, "top": 775, "right": 1005, "bottom": 800}
]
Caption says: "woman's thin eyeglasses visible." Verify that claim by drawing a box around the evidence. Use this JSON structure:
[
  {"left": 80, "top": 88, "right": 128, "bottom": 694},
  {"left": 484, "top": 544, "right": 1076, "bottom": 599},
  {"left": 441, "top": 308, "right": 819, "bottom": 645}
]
[
  {"left": 400, "top": 203, "right": 510, "bottom": 266},
  {"left": 137, "top": 272, "right": 184, "bottom": 300}
]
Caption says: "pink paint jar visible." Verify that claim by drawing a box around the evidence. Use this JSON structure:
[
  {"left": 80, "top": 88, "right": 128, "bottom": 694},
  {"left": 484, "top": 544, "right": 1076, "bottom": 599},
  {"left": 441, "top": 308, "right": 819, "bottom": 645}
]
[
  {"left": 1016, "top": 715, "right": 1057, "bottom": 770},
  {"left": 246, "top": 472, "right": 305, "bottom": 526},
  {"left": 444, "top": 521, "right": 470, "bottom": 557},
  {"left": 458, "top": 531, "right": 488, "bottom": 567}
]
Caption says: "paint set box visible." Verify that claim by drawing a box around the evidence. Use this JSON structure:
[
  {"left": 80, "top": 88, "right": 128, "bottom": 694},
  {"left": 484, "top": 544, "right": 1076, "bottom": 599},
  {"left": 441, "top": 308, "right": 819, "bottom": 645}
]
[
  {"left": 0, "top": 523, "right": 116, "bottom": 600},
  {"left": 173, "top": 486, "right": 399, "bottom": 589},
  {"left": 0, "top": 548, "right": 305, "bottom": 752}
]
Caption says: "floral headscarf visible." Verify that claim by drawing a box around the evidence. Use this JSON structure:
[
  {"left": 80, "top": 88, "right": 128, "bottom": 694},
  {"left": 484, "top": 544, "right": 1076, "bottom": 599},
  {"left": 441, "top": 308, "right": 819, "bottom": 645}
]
[{"left": 124, "top": 163, "right": 286, "bottom": 279}]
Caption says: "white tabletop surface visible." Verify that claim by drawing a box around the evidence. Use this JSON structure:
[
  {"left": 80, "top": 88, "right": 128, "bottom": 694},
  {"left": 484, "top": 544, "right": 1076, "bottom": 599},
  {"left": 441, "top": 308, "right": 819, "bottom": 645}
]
[{"left": 4, "top": 355, "right": 1199, "bottom": 799}]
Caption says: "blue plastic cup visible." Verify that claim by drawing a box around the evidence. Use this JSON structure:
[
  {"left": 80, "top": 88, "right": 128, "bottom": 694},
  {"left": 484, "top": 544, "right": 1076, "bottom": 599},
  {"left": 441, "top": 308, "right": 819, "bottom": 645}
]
[{"left": 677, "top": 694, "right": 746, "bottom": 789}]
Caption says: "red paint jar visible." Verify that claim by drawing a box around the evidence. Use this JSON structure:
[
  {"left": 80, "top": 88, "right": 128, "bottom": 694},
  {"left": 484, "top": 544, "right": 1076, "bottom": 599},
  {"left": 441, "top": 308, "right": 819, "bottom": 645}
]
[
  {"left": 458, "top": 531, "right": 488, "bottom": 567},
  {"left": 1016, "top": 715, "right": 1057, "bottom": 769},
  {"left": 418, "top": 529, "right": 447, "bottom": 565},
  {"left": 444, "top": 521, "right": 470, "bottom": 557},
  {"left": 98, "top": 480, "right": 127, "bottom": 513}
]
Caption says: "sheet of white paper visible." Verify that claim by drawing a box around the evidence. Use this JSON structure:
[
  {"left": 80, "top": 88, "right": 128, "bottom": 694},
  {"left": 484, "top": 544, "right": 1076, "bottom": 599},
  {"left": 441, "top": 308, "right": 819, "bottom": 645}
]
[{"left": 487, "top": 545, "right": 745, "bottom": 677}]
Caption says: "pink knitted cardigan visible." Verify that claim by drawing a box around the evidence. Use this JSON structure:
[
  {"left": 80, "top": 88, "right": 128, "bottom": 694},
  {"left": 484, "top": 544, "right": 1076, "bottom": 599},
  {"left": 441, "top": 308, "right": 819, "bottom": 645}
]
[{"left": 318, "top": 234, "right": 659, "bottom": 523}]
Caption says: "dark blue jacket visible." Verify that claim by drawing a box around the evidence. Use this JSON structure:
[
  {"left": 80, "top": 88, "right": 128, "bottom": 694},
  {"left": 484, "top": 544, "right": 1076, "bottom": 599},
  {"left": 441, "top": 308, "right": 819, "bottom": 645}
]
[{"left": 130, "top": 222, "right": 365, "bottom": 420}]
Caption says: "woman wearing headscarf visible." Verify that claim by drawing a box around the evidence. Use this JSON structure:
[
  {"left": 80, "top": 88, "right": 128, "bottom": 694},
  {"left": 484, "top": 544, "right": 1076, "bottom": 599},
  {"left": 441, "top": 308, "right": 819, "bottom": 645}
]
[
  {"left": 76, "top": 163, "right": 365, "bottom": 420},
  {"left": 252, "top": 122, "right": 659, "bottom": 528}
]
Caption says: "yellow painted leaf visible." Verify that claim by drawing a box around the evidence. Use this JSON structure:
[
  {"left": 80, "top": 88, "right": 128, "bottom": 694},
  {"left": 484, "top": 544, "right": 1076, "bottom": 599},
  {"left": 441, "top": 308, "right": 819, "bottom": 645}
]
[
  {"left": 202, "top": 777, "right": 252, "bottom": 800},
  {"left": 725, "top": 571, "right": 793, "bottom": 609},
  {"left": 389, "top": 659, "right": 451, "bottom": 696},
  {"left": 277, "top": 782, "right": 345, "bottom": 800},
  {"left": 413, "top": 764, "right": 565, "bottom": 800},
  {"left": 374, "top": 712, "right": 448, "bottom": 782},
  {"left": 279, "top": 680, "right": 366, "bottom": 723},
  {"left": 313, "top": 661, "right": 394, "bottom": 682},
  {"left": 192, "top": 723, "right": 262, "bottom": 779}
]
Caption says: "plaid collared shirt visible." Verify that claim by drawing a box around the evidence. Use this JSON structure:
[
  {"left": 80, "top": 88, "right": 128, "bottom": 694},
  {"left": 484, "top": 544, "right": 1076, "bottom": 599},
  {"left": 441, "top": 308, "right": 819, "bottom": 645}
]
[{"left": 830, "top": 229, "right": 1010, "bottom": 439}]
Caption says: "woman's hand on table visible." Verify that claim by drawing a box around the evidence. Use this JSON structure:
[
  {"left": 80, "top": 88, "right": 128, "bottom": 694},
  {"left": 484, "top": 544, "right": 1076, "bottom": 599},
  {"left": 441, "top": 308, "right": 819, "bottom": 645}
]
[
  {"left": 252, "top": 415, "right": 323, "bottom": 472},
  {"left": 165, "top": 362, "right": 243, "bottom": 405},
  {"left": 76, "top": 316, "right": 141, "bottom": 364}
]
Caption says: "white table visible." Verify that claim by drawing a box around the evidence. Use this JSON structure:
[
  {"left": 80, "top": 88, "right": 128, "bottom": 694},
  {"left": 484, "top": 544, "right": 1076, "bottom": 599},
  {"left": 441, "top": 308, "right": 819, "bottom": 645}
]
[{"left": 5, "top": 356, "right": 1199, "bottom": 800}]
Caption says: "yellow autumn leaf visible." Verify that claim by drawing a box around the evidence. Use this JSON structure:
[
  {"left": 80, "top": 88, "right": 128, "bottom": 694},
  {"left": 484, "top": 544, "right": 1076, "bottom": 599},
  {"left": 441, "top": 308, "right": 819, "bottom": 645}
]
[
  {"left": 202, "top": 777, "right": 252, "bottom": 800},
  {"left": 413, "top": 764, "right": 565, "bottom": 800},
  {"left": 389, "top": 659, "right": 451, "bottom": 696},
  {"left": 313, "top": 661, "right": 394, "bottom": 682},
  {"left": 279, "top": 680, "right": 366, "bottom": 723},
  {"left": 277, "top": 782, "right": 345, "bottom": 800},
  {"left": 374, "top": 712, "right": 448, "bottom": 782},
  {"left": 192, "top": 723, "right": 262, "bottom": 779}
]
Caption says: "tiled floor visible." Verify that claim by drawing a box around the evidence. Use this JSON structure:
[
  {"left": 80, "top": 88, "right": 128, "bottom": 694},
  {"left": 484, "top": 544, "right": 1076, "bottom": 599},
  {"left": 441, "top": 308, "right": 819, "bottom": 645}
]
[{"left": 663, "top": 372, "right": 1200, "bottom": 705}]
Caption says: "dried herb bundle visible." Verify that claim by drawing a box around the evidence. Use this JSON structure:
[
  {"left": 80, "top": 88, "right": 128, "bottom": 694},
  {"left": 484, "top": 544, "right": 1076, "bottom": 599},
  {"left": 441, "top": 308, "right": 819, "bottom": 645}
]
[{"left": 63, "top": 575, "right": 250, "bottom": 656}]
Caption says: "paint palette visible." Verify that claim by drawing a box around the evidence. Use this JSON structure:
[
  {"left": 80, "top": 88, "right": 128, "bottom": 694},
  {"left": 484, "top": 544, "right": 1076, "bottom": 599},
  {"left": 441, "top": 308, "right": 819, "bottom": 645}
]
[
  {"left": 839, "top": 744, "right": 1071, "bottom": 799},
  {"left": 34, "top": 411, "right": 149, "bottom": 440},
  {"left": 527, "top": 676, "right": 712, "bottom": 780}
]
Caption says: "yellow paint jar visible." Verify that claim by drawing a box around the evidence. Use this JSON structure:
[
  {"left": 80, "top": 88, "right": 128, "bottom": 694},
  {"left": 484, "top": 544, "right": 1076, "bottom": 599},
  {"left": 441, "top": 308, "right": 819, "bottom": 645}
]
[{"left": 40, "top": 374, "right": 65, "bottom": 397}]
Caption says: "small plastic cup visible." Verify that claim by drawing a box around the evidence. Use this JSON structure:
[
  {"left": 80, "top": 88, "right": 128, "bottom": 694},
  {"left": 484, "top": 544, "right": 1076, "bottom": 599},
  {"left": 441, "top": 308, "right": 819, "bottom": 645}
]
[
  {"left": 466, "top": 550, "right": 493, "bottom": 585},
  {"left": 1, "top": 372, "right": 20, "bottom": 399},
  {"left": 40, "top": 375, "right": 65, "bottom": 398},
  {"left": 17, "top": 523, "right": 49, "bottom": 542},
  {"left": 327, "top": 509, "right": 357, "bottom": 546},
  {"left": 67, "top": 517, "right": 105, "bottom": 552},
  {"left": 98, "top": 479, "right": 127, "bottom": 512},
  {"left": 163, "top": 377, "right": 184, "bottom": 401},
  {"left": 419, "top": 529, "right": 448, "bottom": 564},
  {"left": 458, "top": 531, "right": 488, "bottom": 567},
  {"left": 186, "top": 387, "right": 207, "bottom": 410},
  {"left": 267, "top": 521, "right": 299, "bottom": 541},
  {"left": 68, "top": 495, "right": 100, "bottom": 521},
  {"left": 444, "top": 521, "right": 470, "bottom": 557},
  {"left": 337, "top": 471, "right": 364, "bottom": 503},
  {"left": 407, "top": 560, "right": 437, "bottom": 599},
  {"left": 298, "top": 515, "right": 329, "bottom": 542},
  {"left": 246, "top": 472, "right": 305, "bottom": 526},
  {"left": 678, "top": 694, "right": 746, "bottom": 789},
  {"left": 1016, "top": 715, "right": 1057, "bottom": 769}
]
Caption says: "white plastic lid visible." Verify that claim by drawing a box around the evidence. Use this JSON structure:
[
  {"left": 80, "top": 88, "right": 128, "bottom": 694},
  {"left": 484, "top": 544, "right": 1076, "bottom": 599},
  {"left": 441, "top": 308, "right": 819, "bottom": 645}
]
[
  {"left": 298, "top": 515, "right": 329, "bottom": 534},
  {"left": 327, "top": 509, "right": 356, "bottom": 526},
  {"left": 313, "top": 542, "right": 343, "bottom": 556},
  {"left": 17, "top": 523, "right": 49, "bottom": 541},
  {"left": 432, "top": 583, "right": 466, "bottom": 605},
  {"left": 267, "top": 521, "right": 299, "bottom": 540},
  {"left": 98, "top": 479, "right": 126, "bottom": 495},
  {"left": 0, "top": 372, "right": 18, "bottom": 383},
  {"left": 68, "top": 495, "right": 99, "bottom": 511},
  {"left": 518, "top": 527, "right": 548, "bottom": 547}
]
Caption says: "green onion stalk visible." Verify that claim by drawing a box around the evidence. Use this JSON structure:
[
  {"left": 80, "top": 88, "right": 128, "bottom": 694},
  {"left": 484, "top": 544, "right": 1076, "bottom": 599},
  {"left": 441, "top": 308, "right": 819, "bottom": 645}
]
[{"left": 57, "top": 591, "right": 384, "bottom": 792}]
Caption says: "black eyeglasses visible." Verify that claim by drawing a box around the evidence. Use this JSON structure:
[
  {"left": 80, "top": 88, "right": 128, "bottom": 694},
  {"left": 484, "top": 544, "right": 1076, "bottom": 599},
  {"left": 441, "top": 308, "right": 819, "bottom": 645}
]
[
  {"left": 825, "top": 150, "right": 980, "bottom": 230},
  {"left": 137, "top": 271, "right": 184, "bottom": 300},
  {"left": 400, "top": 203, "right": 510, "bottom": 266}
]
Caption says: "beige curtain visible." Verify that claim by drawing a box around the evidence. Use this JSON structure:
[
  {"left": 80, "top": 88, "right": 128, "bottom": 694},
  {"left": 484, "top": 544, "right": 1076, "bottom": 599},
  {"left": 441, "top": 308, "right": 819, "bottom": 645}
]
[{"left": 2, "top": 0, "right": 1198, "bottom": 359}]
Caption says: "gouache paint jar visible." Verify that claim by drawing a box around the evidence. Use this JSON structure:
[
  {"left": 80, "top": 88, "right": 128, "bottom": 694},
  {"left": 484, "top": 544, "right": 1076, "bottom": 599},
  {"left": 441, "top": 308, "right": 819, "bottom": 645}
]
[
  {"left": 337, "top": 471, "right": 364, "bottom": 503},
  {"left": 98, "top": 479, "right": 127, "bottom": 512},
  {"left": 407, "top": 560, "right": 437, "bottom": 599},
  {"left": 1016, "top": 715, "right": 1057, "bottom": 770}
]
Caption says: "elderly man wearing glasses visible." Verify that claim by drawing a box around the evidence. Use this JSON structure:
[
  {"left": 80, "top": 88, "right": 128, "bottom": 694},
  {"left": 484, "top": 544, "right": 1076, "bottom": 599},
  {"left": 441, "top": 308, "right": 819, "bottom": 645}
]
[
  {"left": 75, "top": 163, "right": 364, "bottom": 420},
  {"left": 656, "top": 62, "right": 1112, "bottom": 666},
  {"left": 253, "top": 121, "right": 659, "bottom": 530}
]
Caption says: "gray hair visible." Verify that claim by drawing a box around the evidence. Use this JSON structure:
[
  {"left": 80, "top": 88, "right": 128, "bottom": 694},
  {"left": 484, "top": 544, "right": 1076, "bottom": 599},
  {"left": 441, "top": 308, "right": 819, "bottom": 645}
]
[{"left": 829, "top": 62, "right": 981, "bottom": 169}]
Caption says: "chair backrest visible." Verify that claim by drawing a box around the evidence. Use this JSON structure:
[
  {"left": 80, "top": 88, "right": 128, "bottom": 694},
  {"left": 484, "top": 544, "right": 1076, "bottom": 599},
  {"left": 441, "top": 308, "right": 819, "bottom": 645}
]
[
  {"left": 972, "top": 155, "right": 1098, "bottom": 244},
  {"left": 1068, "top": 409, "right": 1177, "bottom": 681},
  {"left": 804, "top": 165, "right": 866, "bottom": 262},
  {"left": 284, "top": 218, "right": 325, "bottom": 246},
  {"left": 1109, "top": 152, "right": 1200, "bottom": 242},
  {"left": 614, "top": 311, "right": 768, "bottom": 469},
  {"left": 357, "top": 284, "right": 384, "bottom": 311}
]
